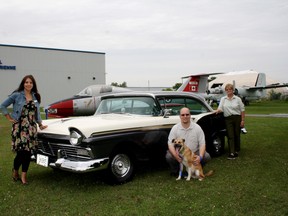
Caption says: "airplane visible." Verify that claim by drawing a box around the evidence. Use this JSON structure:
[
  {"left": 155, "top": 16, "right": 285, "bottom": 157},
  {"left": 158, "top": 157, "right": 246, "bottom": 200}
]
[
  {"left": 177, "top": 70, "right": 288, "bottom": 105},
  {"left": 46, "top": 85, "right": 131, "bottom": 118}
]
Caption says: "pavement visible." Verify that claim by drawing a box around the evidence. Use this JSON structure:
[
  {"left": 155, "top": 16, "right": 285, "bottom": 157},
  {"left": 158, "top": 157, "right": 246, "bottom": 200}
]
[{"left": 246, "top": 113, "right": 288, "bottom": 118}]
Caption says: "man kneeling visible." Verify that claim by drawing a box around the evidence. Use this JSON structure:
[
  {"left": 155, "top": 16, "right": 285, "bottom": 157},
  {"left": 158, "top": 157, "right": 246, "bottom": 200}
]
[{"left": 165, "top": 107, "right": 211, "bottom": 177}]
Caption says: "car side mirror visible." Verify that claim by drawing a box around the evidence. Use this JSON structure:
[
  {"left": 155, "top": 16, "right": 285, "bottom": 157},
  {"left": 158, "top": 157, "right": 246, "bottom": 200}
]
[{"left": 163, "top": 109, "right": 171, "bottom": 118}]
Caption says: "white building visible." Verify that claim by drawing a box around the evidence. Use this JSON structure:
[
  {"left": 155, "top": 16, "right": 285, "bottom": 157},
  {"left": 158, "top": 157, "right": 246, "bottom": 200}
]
[{"left": 0, "top": 44, "right": 105, "bottom": 107}]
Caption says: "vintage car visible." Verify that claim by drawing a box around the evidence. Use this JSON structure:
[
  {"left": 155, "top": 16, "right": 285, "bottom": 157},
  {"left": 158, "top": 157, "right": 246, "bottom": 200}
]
[{"left": 36, "top": 91, "right": 226, "bottom": 184}]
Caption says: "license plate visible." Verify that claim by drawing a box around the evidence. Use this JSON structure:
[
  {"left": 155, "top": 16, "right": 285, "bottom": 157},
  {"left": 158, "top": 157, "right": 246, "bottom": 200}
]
[{"left": 37, "top": 154, "right": 49, "bottom": 167}]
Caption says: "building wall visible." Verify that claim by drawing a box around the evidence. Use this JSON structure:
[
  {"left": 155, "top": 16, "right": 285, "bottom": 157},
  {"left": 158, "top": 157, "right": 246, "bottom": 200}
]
[{"left": 0, "top": 44, "right": 105, "bottom": 107}]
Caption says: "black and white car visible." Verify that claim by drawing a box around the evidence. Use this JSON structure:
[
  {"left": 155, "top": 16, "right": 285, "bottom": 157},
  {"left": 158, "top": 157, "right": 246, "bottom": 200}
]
[{"left": 36, "top": 91, "right": 226, "bottom": 184}]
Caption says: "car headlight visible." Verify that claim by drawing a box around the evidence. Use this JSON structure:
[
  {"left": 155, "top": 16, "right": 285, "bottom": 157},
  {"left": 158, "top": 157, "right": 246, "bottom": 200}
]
[{"left": 69, "top": 129, "right": 84, "bottom": 145}]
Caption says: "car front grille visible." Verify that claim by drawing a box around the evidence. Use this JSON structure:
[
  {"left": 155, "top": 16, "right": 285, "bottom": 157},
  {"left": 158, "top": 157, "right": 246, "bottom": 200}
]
[{"left": 37, "top": 140, "right": 92, "bottom": 161}]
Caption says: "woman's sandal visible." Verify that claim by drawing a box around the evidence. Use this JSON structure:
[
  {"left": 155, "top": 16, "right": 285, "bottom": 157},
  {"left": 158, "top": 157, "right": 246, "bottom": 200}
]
[
  {"left": 21, "top": 180, "right": 29, "bottom": 185},
  {"left": 12, "top": 169, "right": 19, "bottom": 182}
]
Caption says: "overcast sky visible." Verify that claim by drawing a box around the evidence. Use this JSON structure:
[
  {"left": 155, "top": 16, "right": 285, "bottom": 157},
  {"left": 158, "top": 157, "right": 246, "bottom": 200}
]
[{"left": 1, "top": 0, "right": 288, "bottom": 87}]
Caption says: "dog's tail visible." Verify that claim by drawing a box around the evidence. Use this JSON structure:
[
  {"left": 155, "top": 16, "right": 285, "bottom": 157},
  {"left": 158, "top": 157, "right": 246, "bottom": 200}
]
[{"left": 205, "top": 170, "right": 214, "bottom": 177}]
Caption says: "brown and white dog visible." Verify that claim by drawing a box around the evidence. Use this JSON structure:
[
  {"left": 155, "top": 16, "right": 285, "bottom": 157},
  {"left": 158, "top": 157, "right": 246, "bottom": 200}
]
[{"left": 172, "top": 138, "right": 213, "bottom": 181}]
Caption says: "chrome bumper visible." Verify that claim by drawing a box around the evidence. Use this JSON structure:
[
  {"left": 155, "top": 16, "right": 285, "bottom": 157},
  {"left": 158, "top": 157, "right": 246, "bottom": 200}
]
[{"left": 49, "top": 157, "right": 109, "bottom": 173}]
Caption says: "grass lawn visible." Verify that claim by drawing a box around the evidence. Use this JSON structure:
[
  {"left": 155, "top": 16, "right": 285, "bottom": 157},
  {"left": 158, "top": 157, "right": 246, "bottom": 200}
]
[{"left": 0, "top": 100, "right": 287, "bottom": 216}]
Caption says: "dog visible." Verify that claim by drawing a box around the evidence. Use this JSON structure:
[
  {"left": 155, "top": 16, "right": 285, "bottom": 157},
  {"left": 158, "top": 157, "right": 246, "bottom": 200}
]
[{"left": 172, "top": 138, "right": 213, "bottom": 181}]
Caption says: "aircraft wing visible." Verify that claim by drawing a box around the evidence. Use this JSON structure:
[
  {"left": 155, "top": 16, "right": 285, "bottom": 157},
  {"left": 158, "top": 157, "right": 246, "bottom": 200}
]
[
  {"left": 181, "top": 72, "right": 223, "bottom": 79},
  {"left": 247, "top": 83, "right": 288, "bottom": 90}
]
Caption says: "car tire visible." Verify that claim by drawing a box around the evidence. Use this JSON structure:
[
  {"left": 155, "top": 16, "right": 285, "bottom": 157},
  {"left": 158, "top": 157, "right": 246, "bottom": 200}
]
[{"left": 106, "top": 151, "right": 135, "bottom": 184}]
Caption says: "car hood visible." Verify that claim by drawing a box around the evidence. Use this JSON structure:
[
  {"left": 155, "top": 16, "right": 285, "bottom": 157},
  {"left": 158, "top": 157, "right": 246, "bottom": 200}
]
[{"left": 40, "top": 113, "right": 212, "bottom": 138}]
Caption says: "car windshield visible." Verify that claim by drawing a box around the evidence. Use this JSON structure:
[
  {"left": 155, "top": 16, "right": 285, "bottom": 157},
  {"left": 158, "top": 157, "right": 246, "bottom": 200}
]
[{"left": 95, "top": 97, "right": 159, "bottom": 116}]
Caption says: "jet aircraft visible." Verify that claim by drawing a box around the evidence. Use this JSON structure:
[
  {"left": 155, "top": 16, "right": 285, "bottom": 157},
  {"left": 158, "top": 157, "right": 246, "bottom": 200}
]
[
  {"left": 46, "top": 85, "right": 131, "bottom": 118},
  {"left": 177, "top": 70, "right": 288, "bottom": 105}
]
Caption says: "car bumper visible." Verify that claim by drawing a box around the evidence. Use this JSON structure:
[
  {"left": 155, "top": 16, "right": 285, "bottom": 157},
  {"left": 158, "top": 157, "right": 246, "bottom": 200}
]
[{"left": 49, "top": 157, "right": 110, "bottom": 173}]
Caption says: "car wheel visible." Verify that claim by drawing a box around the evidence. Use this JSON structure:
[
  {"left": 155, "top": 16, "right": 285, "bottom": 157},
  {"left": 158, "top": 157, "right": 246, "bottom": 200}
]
[{"left": 107, "top": 152, "right": 134, "bottom": 184}]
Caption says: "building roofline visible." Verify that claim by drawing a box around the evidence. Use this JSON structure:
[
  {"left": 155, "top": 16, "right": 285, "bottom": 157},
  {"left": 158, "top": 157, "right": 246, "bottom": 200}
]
[{"left": 0, "top": 44, "right": 105, "bottom": 55}]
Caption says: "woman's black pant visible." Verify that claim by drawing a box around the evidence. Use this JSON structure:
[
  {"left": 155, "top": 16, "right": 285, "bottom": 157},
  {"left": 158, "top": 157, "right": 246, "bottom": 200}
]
[
  {"left": 225, "top": 115, "right": 241, "bottom": 154},
  {"left": 14, "top": 150, "right": 31, "bottom": 172}
]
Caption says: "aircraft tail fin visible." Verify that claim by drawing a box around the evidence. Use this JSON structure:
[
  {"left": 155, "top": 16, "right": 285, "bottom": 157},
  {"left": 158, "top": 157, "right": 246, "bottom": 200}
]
[
  {"left": 255, "top": 73, "right": 266, "bottom": 87},
  {"left": 177, "top": 75, "right": 209, "bottom": 93}
]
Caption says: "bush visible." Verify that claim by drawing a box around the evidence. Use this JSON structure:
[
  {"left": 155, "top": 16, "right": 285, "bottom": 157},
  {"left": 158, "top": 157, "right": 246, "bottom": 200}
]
[{"left": 268, "top": 89, "right": 281, "bottom": 100}]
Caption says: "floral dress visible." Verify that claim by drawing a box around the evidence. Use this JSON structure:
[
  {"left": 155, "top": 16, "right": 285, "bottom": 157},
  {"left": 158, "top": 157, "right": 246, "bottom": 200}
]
[{"left": 11, "top": 100, "right": 38, "bottom": 152}]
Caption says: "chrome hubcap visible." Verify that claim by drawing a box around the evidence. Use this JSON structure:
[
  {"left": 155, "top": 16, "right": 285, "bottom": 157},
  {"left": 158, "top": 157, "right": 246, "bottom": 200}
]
[{"left": 111, "top": 154, "right": 131, "bottom": 177}]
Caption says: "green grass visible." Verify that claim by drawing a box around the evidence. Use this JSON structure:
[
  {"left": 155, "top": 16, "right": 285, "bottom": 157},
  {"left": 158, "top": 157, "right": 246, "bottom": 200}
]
[
  {"left": 0, "top": 101, "right": 287, "bottom": 216},
  {"left": 244, "top": 100, "right": 288, "bottom": 114}
]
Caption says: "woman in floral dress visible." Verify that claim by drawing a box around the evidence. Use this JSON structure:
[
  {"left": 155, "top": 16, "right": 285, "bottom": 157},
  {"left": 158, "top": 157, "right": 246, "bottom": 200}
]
[{"left": 0, "top": 75, "right": 47, "bottom": 184}]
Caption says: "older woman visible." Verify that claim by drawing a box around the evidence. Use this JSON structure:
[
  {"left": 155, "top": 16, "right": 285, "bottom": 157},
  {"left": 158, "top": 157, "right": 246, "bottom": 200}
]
[{"left": 215, "top": 83, "right": 245, "bottom": 159}]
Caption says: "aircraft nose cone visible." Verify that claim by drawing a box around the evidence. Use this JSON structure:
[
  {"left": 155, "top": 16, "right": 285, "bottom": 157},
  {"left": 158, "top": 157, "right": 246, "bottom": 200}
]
[{"left": 48, "top": 99, "right": 73, "bottom": 118}]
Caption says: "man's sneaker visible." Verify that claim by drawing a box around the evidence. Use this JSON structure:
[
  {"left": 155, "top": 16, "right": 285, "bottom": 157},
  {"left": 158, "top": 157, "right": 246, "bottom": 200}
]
[
  {"left": 241, "top": 127, "right": 247, "bottom": 134},
  {"left": 227, "top": 153, "right": 236, "bottom": 160},
  {"left": 234, "top": 152, "right": 239, "bottom": 157}
]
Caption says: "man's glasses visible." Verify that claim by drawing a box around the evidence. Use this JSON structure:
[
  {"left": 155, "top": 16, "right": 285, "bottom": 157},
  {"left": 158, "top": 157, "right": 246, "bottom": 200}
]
[{"left": 180, "top": 114, "right": 190, "bottom": 116}]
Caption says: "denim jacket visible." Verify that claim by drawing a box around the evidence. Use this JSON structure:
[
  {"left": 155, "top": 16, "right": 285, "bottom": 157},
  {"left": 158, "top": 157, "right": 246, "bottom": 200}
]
[{"left": 0, "top": 91, "right": 42, "bottom": 124}]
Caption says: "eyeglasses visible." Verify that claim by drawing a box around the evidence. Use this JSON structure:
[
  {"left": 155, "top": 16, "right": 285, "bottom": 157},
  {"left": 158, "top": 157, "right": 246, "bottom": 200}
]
[{"left": 180, "top": 114, "right": 190, "bottom": 116}]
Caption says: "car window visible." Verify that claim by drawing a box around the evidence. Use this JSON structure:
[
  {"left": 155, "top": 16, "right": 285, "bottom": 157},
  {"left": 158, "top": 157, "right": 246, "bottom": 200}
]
[
  {"left": 96, "top": 97, "right": 158, "bottom": 115},
  {"left": 157, "top": 97, "right": 209, "bottom": 115}
]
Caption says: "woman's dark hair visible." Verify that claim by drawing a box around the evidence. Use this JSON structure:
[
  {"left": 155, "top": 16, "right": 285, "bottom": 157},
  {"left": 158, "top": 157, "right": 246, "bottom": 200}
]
[{"left": 15, "top": 75, "right": 41, "bottom": 103}]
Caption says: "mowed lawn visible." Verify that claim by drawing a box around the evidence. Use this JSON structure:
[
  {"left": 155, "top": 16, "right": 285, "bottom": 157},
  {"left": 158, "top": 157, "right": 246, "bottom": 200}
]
[{"left": 0, "top": 101, "right": 287, "bottom": 216}]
